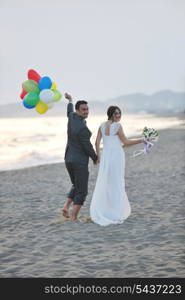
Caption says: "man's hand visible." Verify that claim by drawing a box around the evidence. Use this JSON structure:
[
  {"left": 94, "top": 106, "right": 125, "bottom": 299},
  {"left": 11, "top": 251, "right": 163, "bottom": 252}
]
[
  {"left": 93, "top": 157, "right": 100, "bottom": 165},
  {"left": 65, "top": 93, "right": 73, "bottom": 102}
]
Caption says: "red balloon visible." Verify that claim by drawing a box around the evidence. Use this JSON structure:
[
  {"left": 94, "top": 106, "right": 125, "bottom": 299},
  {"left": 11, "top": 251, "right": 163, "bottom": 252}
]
[
  {"left": 28, "top": 69, "right": 41, "bottom": 83},
  {"left": 20, "top": 89, "right": 27, "bottom": 99}
]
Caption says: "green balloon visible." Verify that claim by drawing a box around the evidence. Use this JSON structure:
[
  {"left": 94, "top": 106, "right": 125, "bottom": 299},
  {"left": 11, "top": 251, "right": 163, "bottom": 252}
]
[
  {"left": 52, "top": 89, "right": 62, "bottom": 102},
  {"left": 22, "top": 80, "right": 40, "bottom": 93},
  {"left": 24, "top": 92, "right": 40, "bottom": 106}
]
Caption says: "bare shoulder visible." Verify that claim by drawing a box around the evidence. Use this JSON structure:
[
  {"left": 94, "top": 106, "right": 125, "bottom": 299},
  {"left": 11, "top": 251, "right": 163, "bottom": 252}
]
[
  {"left": 99, "top": 121, "right": 106, "bottom": 129},
  {"left": 116, "top": 122, "right": 123, "bottom": 129}
]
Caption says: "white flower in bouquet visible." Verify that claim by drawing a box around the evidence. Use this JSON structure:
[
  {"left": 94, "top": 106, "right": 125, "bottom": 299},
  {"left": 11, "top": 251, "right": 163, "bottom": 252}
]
[{"left": 142, "top": 127, "right": 159, "bottom": 142}]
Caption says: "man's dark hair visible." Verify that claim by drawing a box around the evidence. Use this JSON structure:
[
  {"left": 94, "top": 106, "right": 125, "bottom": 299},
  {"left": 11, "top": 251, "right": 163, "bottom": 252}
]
[
  {"left": 107, "top": 106, "right": 121, "bottom": 120},
  {"left": 75, "top": 100, "right": 88, "bottom": 110}
]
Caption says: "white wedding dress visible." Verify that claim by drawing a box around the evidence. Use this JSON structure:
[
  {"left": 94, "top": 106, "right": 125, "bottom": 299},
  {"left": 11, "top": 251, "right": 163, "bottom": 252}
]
[{"left": 90, "top": 122, "right": 131, "bottom": 226}]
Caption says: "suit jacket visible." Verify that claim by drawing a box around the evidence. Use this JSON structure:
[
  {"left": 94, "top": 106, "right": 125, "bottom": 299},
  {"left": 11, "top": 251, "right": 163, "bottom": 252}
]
[{"left": 64, "top": 102, "right": 97, "bottom": 165}]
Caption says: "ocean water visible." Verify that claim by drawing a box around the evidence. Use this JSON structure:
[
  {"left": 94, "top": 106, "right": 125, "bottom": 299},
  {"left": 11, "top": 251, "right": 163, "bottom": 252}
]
[{"left": 0, "top": 113, "right": 183, "bottom": 171}]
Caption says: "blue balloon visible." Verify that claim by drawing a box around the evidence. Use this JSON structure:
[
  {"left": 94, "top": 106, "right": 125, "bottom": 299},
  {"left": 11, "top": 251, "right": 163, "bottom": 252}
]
[
  {"left": 23, "top": 98, "right": 35, "bottom": 109},
  {"left": 38, "top": 76, "right": 52, "bottom": 90}
]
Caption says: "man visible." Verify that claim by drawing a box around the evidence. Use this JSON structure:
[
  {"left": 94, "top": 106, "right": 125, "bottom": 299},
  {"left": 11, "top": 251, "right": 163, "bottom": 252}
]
[{"left": 62, "top": 93, "right": 98, "bottom": 221}]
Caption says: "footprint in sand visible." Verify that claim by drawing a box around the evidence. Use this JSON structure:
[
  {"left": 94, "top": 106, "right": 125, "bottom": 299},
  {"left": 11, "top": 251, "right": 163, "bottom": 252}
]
[{"left": 79, "top": 216, "right": 93, "bottom": 223}]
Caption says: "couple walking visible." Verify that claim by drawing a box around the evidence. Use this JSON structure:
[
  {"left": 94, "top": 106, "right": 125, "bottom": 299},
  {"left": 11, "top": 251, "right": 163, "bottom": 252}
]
[{"left": 62, "top": 93, "right": 143, "bottom": 226}]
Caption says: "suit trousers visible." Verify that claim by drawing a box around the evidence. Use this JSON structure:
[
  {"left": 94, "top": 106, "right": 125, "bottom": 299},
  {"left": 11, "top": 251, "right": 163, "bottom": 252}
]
[{"left": 65, "top": 162, "right": 89, "bottom": 205}]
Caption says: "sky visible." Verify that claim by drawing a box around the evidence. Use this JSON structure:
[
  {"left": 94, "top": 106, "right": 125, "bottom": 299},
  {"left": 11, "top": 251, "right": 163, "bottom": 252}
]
[{"left": 0, "top": 0, "right": 185, "bottom": 104}]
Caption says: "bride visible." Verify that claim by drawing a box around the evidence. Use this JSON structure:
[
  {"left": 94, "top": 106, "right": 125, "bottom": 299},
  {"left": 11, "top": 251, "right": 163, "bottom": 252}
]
[{"left": 90, "top": 106, "right": 143, "bottom": 226}]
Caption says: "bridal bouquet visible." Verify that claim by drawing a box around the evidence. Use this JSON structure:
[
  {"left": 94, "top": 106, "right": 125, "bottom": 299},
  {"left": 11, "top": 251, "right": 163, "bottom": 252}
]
[
  {"left": 133, "top": 127, "right": 159, "bottom": 157},
  {"left": 142, "top": 126, "right": 159, "bottom": 142}
]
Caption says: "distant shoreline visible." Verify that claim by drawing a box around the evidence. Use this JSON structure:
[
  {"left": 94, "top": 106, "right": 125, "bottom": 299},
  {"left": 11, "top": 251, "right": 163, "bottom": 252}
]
[
  {"left": 0, "top": 110, "right": 184, "bottom": 119},
  {"left": 1, "top": 120, "right": 184, "bottom": 174}
]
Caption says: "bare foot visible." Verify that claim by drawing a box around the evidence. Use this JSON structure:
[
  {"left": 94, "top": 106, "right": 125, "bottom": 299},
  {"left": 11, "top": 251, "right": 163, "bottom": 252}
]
[
  {"left": 69, "top": 216, "right": 82, "bottom": 222},
  {"left": 62, "top": 207, "right": 70, "bottom": 218}
]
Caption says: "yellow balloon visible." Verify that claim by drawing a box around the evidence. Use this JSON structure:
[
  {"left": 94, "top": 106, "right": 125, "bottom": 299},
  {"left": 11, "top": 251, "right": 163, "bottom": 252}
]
[
  {"left": 51, "top": 81, "right": 57, "bottom": 89},
  {"left": 36, "top": 101, "right": 48, "bottom": 114}
]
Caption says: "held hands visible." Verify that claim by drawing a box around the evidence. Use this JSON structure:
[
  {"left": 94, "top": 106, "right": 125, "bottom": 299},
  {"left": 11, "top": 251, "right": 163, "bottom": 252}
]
[
  {"left": 94, "top": 155, "right": 100, "bottom": 165},
  {"left": 93, "top": 159, "right": 99, "bottom": 165},
  {"left": 64, "top": 93, "right": 73, "bottom": 102}
]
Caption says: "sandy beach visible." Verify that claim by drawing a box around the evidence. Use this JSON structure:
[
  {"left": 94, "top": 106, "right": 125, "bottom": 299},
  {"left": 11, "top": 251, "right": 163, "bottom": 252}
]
[{"left": 0, "top": 121, "right": 185, "bottom": 278}]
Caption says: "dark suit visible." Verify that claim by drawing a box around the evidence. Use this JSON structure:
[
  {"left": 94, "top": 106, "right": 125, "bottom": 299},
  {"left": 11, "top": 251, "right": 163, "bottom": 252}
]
[{"left": 64, "top": 102, "right": 97, "bottom": 205}]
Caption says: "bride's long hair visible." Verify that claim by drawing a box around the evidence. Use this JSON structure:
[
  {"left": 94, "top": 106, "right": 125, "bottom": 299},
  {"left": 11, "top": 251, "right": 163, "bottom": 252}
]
[{"left": 107, "top": 106, "right": 122, "bottom": 120}]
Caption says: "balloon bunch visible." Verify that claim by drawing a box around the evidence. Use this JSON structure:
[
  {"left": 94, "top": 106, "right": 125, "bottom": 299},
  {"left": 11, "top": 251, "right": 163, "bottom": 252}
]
[{"left": 20, "top": 69, "right": 62, "bottom": 114}]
